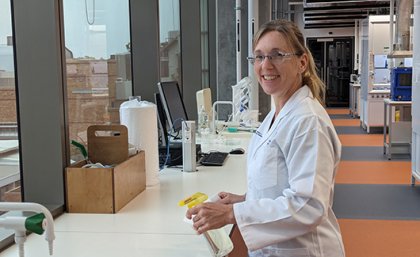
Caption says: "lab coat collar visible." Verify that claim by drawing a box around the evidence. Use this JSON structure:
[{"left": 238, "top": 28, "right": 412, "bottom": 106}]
[
  {"left": 276, "top": 85, "right": 313, "bottom": 122},
  {"left": 251, "top": 85, "right": 313, "bottom": 156}
]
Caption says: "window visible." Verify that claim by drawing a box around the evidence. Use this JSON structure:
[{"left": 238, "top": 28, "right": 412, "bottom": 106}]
[
  {"left": 159, "top": 0, "right": 181, "bottom": 83},
  {"left": 63, "top": 0, "right": 131, "bottom": 162},
  {"left": 0, "top": 0, "right": 22, "bottom": 242},
  {"left": 0, "top": 0, "right": 21, "bottom": 203}
]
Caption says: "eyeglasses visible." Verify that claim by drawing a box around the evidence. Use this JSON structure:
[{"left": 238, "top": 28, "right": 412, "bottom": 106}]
[{"left": 247, "top": 51, "right": 297, "bottom": 65}]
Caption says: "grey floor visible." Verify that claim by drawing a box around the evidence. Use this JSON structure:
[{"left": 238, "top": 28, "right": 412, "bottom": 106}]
[
  {"left": 342, "top": 146, "right": 410, "bottom": 161},
  {"left": 330, "top": 111, "right": 417, "bottom": 220},
  {"left": 335, "top": 126, "right": 367, "bottom": 134},
  {"left": 333, "top": 184, "right": 420, "bottom": 220}
]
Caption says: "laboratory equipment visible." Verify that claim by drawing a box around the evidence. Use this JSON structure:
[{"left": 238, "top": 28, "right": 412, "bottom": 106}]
[
  {"left": 232, "top": 77, "right": 252, "bottom": 123},
  {"left": 198, "top": 105, "right": 210, "bottom": 135},
  {"left": 182, "top": 121, "right": 197, "bottom": 172},
  {"left": 196, "top": 88, "right": 213, "bottom": 129},
  {"left": 0, "top": 202, "right": 55, "bottom": 257},
  {"left": 391, "top": 67, "right": 412, "bottom": 101}
]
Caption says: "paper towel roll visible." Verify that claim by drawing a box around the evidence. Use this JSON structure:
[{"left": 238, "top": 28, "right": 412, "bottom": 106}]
[{"left": 120, "top": 99, "right": 159, "bottom": 186}]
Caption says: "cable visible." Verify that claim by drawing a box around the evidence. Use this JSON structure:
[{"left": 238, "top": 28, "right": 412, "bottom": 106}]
[{"left": 85, "top": 0, "right": 95, "bottom": 25}]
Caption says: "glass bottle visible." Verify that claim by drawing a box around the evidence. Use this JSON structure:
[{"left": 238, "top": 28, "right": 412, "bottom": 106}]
[{"left": 198, "top": 105, "right": 209, "bottom": 135}]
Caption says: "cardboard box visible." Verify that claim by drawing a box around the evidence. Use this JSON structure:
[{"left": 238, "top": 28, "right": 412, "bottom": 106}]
[
  {"left": 66, "top": 125, "right": 145, "bottom": 213},
  {"left": 65, "top": 151, "right": 146, "bottom": 213}
]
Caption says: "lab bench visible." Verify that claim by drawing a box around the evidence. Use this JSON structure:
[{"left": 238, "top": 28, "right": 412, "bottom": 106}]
[{"left": 383, "top": 98, "right": 412, "bottom": 160}]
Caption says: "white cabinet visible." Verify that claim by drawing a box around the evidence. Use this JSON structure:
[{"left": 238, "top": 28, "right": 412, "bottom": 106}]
[{"left": 364, "top": 90, "right": 390, "bottom": 133}]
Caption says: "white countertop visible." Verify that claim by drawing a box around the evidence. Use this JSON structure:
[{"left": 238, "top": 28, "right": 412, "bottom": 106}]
[{"left": 0, "top": 133, "right": 252, "bottom": 257}]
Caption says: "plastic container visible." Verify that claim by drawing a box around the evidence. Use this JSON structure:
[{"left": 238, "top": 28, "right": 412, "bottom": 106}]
[{"left": 179, "top": 192, "right": 234, "bottom": 257}]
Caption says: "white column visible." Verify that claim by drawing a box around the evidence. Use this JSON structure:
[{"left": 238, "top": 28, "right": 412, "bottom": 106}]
[
  {"left": 411, "top": 0, "right": 420, "bottom": 181},
  {"left": 248, "top": 0, "right": 259, "bottom": 110}
]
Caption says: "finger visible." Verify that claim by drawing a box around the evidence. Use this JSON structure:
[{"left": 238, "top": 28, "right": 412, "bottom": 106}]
[
  {"left": 218, "top": 192, "right": 228, "bottom": 199},
  {"left": 186, "top": 206, "right": 198, "bottom": 219},
  {"left": 197, "top": 223, "right": 209, "bottom": 234},
  {"left": 193, "top": 218, "right": 205, "bottom": 232}
]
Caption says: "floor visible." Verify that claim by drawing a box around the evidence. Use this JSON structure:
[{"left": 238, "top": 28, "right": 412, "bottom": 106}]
[{"left": 328, "top": 108, "right": 420, "bottom": 257}]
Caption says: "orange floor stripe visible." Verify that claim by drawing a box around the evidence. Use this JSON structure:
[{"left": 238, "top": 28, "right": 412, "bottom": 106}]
[
  {"left": 339, "top": 219, "right": 420, "bottom": 257},
  {"left": 332, "top": 119, "right": 361, "bottom": 127},
  {"left": 339, "top": 134, "right": 384, "bottom": 146},
  {"left": 336, "top": 161, "right": 412, "bottom": 184},
  {"left": 327, "top": 108, "right": 350, "bottom": 115}
]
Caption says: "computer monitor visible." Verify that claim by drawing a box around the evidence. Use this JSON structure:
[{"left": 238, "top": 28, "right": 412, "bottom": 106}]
[
  {"left": 157, "top": 81, "right": 189, "bottom": 134},
  {"left": 154, "top": 92, "right": 168, "bottom": 146}
]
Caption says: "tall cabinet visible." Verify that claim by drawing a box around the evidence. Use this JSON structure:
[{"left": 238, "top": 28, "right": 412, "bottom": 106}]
[{"left": 360, "top": 15, "right": 391, "bottom": 133}]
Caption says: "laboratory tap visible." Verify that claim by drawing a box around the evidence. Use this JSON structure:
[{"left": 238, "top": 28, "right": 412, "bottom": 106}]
[{"left": 0, "top": 202, "right": 55, "bottom": 257}]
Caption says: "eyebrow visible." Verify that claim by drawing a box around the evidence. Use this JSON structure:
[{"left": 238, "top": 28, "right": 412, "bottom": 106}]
[{"left": 253, "top": 48, "right": 284, "bottom": 54}]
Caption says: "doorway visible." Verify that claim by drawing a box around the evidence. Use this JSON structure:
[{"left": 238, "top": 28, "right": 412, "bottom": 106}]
[{"left": 307, "top": 38, "right": 353, "bottom": 107}]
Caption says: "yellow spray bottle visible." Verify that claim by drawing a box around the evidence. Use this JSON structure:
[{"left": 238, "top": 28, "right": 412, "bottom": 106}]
[{"left": 179, "top": 192, "right": 234, "bottom": 257}]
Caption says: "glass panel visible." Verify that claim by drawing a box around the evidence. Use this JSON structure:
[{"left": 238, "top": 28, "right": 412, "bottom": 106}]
[
  {"left": 63, "top": 0, "right": 131, "bottom": 162},
  {"left": 159, "top": 0, "right": 181, "bottom": 83},
  {"left": 0, "top": 0, "right": 22, "bottom": 204},
  {"left": 0, "top": 0, "right": 22, "bottom": 243}
]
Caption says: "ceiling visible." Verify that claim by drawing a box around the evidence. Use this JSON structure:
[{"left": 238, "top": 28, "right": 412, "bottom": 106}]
[{"left": 301, "top": 0, "right": 391, "bottom": 29}]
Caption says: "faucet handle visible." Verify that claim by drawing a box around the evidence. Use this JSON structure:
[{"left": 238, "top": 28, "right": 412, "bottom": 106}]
[{"left": 25, "top": 213, "right": 45, "bottom": 235}]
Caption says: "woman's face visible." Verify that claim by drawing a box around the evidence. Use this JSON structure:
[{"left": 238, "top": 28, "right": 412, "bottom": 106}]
[{"left": 253, "top": 31, "right": 307, "bottom": 98}]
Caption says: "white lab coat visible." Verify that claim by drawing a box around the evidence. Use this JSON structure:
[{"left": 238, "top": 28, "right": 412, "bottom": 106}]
[{"left": 233, "top": 86, "right": 345, "bottom": 257}]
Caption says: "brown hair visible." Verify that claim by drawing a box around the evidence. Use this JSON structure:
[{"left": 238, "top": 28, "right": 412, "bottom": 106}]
[{"left": 253, "top": 19, "right": 325, "bottom": 105}]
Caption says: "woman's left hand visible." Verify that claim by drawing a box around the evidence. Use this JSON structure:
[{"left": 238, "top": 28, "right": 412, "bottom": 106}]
[{"left": 186, "top": 202, "right": 235, "bottom": 234}]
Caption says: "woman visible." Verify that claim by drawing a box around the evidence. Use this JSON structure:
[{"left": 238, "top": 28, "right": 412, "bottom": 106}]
[{"left": 187, "top": 19, "right": 345, "bottom": 257}]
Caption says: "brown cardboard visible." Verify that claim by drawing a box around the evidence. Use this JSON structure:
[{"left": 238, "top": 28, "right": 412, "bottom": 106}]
[{"left": 65, "top": 151, "right": 146, "bottom": 213}]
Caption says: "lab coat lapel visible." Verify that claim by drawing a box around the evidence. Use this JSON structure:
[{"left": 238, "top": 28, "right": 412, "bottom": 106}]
[{"left": 251, "top": 86, "right": 312, "bottom": 157}]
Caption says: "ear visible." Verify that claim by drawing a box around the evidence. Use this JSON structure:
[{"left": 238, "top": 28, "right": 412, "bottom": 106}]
[{"left": 297, "top": 53, "right": 308, "bottom": 74}]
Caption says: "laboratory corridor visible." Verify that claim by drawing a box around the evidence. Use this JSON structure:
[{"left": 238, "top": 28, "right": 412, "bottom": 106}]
[{"left": 328, "top": 108, "right": 420, "bottom": 257}]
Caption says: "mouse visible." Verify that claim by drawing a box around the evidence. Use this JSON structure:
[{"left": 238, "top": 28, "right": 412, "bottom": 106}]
[{"left": 229, "top": 148, "right": 245, "bottom": 155}]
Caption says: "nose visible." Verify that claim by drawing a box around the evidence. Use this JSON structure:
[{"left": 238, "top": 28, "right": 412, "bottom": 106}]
[{"left": 260, "top": 56, "right": 274, "bottom": 68}]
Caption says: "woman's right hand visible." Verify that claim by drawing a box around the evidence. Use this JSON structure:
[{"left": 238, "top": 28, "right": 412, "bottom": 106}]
[{"left": 218, "top": 192, "right": 245, "bottom": 204}]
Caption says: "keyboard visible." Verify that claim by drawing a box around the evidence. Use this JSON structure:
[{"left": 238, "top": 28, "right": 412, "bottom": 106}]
[{"left": 200, "top": 152, "right": 229, "bottom": 166}]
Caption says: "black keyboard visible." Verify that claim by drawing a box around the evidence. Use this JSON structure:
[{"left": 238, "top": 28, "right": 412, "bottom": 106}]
[{"left": 200, "top": 152, "right": 229, "bottom": 166}]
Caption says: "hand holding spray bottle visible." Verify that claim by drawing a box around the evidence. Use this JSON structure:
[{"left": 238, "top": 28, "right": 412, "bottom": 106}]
[{"left": 179, "top": 192, "right": 234, "bottom": 257}]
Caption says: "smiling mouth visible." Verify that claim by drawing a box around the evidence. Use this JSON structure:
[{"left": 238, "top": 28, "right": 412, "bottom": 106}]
[{"left": 262, "top": 75, "right": 279, "bottom": 81}]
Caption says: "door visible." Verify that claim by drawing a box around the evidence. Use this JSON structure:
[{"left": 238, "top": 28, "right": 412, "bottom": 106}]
[{"left": 307, "top": 38, "right": 353, "bottom": 107}]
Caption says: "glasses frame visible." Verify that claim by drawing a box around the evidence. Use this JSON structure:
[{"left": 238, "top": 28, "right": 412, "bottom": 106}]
[{"left": 247, "top": 51, "right": 297, "bottom": 65}]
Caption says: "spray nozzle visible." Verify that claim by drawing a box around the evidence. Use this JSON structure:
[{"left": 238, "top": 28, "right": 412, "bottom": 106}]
[{"left": 178, "top": 192, "right": 208, "bottom": 208}]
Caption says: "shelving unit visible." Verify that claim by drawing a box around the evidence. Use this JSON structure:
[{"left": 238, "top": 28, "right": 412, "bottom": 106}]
[{"left": 383, "top": 98, "right": 412, "bottom": 160}]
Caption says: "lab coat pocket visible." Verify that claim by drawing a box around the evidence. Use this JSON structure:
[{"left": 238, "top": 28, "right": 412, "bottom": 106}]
[
  {"left": 261, "top": 247, "right": 310, "bottom": 257},
  {"left": 254, "top": 143, "right": 278, "bottom": 190}
]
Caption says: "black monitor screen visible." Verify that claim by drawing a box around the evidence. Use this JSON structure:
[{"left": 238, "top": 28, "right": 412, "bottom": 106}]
[
  {"left": 398, "top": 73, "right": 412, "bottom": 87},
  {"left": 157, "top": 81, "right": 188, "bottom": 133},
  {"left": 154, "top": 93, "right": 168, "bottom": 146}
]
